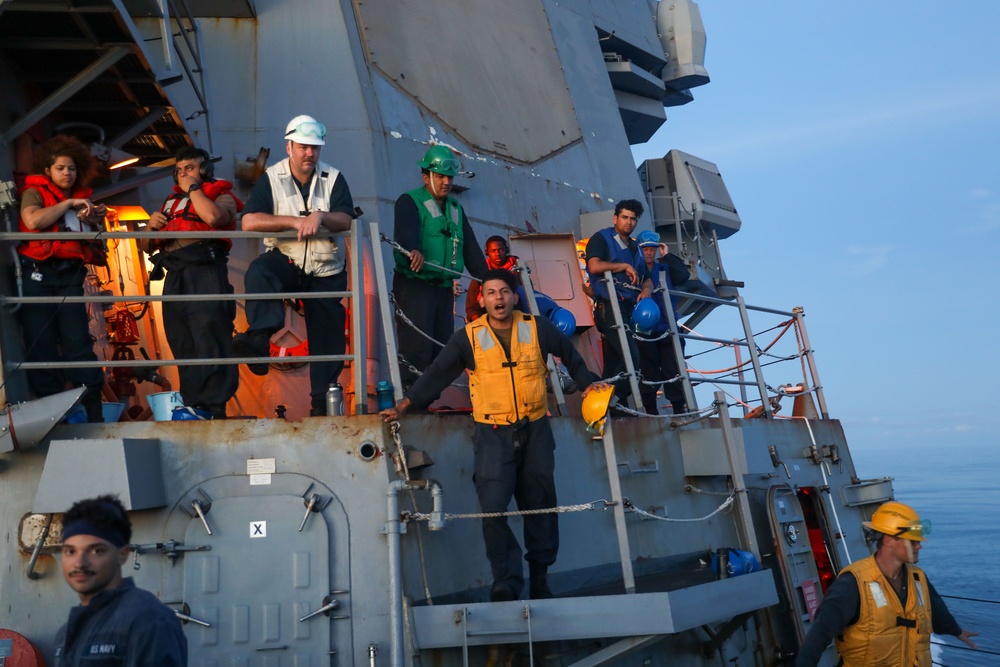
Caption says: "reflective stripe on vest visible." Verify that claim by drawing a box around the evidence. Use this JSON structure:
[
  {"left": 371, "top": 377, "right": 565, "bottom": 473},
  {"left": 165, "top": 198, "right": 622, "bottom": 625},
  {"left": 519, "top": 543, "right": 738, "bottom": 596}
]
[
  {"left": 465, "top": 311, "right": 547, "bottom": 425},
  {"left": 264, "top": 158, "right": 344, "bottom": 277},
  {"left": 835, "top": 555, "right": 932, "bottom": 667},
  {"left": 394, "top": 187, "right": 465, "bottom": 286}
]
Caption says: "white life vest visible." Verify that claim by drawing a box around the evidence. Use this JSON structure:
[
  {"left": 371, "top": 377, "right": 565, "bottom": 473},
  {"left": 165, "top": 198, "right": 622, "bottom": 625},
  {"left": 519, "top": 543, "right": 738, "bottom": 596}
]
[{"left": 263, "top": 158, "right": 345, "bottom": 277}]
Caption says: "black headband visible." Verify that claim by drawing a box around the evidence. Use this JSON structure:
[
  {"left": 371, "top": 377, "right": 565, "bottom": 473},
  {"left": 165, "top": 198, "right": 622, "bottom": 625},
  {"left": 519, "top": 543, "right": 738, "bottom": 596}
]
[{"left": 62, "top": 518, "right": 128, "bottom": 548}]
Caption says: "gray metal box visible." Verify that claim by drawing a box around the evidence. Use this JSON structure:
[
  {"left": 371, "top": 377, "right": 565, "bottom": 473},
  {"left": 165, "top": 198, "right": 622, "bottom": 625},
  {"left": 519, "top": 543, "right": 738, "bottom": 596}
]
[
  {"left": 680, "top": 427, "right": 747, "bottom": 477},
  {"left": 34, "top": 438, "right": 167, "bottom": 513},
  {"left": 841, "top": 478, "right": 895, "bottom": 508}
]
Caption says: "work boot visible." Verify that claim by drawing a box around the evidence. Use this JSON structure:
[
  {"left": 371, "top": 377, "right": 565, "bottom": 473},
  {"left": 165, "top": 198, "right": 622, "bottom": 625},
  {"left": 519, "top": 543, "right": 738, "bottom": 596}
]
[
  {"left": 232, "top": 330, "right": 271, "bottom": 376},
  {"left": 309, "top": 396, "right": 326, "bottom": 417},
  {"left": 81, "top": 388, "right": 104, "bottom": 423},
  {"left": 529, "top": 564, "right": 553, "bottom": 600},
  {"left": 490, "top": 581, "right": 518, "bottom": 602}
]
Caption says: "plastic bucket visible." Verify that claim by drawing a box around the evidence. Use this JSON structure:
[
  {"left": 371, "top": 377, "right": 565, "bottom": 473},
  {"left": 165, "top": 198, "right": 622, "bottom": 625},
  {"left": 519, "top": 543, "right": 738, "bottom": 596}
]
[
  {"left": 102, "top": 402, "right": 125, "bottom": 423},
  {"left": 148, "top": 391, "right": 184, "bottom": 421}
]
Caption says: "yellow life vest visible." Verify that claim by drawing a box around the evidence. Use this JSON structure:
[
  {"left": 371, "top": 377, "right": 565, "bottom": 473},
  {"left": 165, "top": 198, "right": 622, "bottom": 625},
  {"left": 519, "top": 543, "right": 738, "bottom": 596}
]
[
  {"left": 835, "top": 554, "right": 932, "bottom": 667},
  {"left": 466, "top": 311, "right": 547, "bottom": 425}
]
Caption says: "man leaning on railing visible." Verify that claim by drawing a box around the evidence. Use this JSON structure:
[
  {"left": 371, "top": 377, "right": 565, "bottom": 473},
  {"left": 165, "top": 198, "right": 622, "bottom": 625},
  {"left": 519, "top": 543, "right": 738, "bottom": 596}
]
[{"left": 233, "top": 115, "right": 355, "bottom": 416}]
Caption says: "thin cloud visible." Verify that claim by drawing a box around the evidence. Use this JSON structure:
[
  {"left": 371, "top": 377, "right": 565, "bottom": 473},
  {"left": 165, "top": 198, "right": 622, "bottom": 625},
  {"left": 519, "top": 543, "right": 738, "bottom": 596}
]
[
  {"left": 960, "top": 200, "right": 1000, "bottom": 233},
  {"left": 845, "top": 243, "right": 894, "bottom": 274}
]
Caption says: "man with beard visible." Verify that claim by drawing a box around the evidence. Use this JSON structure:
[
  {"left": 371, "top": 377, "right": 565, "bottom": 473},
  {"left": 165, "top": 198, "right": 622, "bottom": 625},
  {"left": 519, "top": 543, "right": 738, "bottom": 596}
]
[{"left": 233, "top": 115, "right": 355, "bottom": 415}]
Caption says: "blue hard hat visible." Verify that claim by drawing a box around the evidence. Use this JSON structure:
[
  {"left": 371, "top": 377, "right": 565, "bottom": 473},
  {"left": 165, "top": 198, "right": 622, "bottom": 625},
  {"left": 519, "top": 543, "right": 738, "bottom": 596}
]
[
  {"left": 549, "top": 307, "right": 577, "bottom": 337},
  {"left": 636, "top": 230, "right": 660, "bottom": 248},
  {"left": 172, "top": 406, "right": 212, "bottom": 421},
  {"left": 631, "top": 298, "right": 661, "bottom": 333},
  {"left": 533, "top": 292, "right": 558, "bottom": 318}
]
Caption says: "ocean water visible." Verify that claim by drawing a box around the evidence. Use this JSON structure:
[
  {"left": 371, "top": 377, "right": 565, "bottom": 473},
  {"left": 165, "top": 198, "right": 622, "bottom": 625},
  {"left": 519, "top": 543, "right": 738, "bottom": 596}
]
[{"left": 850, "top": 438, "right": 1000, "bottom": 667}]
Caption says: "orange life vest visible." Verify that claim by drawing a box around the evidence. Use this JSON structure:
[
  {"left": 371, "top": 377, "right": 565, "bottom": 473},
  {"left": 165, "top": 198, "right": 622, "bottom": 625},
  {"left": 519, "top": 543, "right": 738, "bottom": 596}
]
[
  {"left": 17, "top": 175, "right": 103, "bottom": 265},
  {"left": 155, "top": 179, "right": 242, "bottom": 251}
]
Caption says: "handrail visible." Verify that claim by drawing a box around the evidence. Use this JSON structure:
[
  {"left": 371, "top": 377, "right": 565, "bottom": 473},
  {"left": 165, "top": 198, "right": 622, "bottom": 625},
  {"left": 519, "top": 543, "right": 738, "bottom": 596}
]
[
  {"left": 0, "top": 222, "right": 828, "bottom": 419},
  {"left": 643, "top": 283, "right": 828, "bottom": 418},
  {"left": 0, "top": 225, "right": 370, "bottom": 415}
]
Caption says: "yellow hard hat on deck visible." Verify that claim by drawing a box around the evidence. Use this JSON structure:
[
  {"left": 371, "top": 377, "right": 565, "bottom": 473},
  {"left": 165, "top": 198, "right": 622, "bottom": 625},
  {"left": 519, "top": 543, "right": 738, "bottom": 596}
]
[
  {"left": 863, "top": 501, "right": 929, "bottom": 542},
  {"left": 582, "top": 385, "right": 616, "bottom": 436}
]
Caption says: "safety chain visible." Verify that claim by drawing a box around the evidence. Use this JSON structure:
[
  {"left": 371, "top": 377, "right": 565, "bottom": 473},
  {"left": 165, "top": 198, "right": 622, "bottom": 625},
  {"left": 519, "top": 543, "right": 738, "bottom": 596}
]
[
  {"left": 396, "top": 353, "right": 468, "bottom": 388},
  {"left": 759, "top": 350, "right": 802, "bottom": 362},
  {"left": 612, "top": 278, "right": 642, "bottom": 293},
  {"left": 390, "top": 295, "right": 447, "bottom": 348},
  {"left": 378, "top": 231, "right": 466, "bottom": 279},
  {"left": 598, "top": 371, "right": 630, "bottom": 385},
  {"left": 623, "top": 492, "right": 735, "bottom": 523},
  {"left": 397, "top": 354, "right": 423, "bottom": 378},
  {"left": 629, "top": 327, "right": 674, "bottom": 343},
  {"left": 389, "top": 420, "right": 411, "bottom": 481},
  {"left": 406, "top": 499, "right": 617, "bottom": 522},
  {"left": 612, "top": 402, "right": 719, "bottom": 423},
  {"left": 638, "top": 373, "right": 684, "bottom": 386},
  {"left": 387, "top": 420, "right": 435, "bottom": 604}
]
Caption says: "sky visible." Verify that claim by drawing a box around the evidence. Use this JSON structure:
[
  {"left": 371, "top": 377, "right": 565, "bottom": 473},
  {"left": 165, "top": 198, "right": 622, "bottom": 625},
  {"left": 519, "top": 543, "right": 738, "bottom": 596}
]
[{"left": 632, "top": 2, "right": 1000, "bottom": 473}]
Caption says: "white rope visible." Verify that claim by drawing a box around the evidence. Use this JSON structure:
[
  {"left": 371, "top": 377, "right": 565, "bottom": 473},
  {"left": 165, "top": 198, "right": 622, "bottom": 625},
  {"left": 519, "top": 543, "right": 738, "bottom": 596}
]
[
  {"left": 407, "top": 499, "right": 615, "bottom": 522},
  {"left": 624, "top": 493, "right": 735, "bottom": 523}
]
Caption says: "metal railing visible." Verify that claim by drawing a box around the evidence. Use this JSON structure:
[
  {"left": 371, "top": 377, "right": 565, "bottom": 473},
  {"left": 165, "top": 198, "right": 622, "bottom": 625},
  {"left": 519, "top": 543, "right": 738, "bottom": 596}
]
[
  {"left": 668, "top": 286, "right": 827, "bottom": 418},
  {"left": 601, "top": 264, "right": 828, "bottom": 420},
  {"left": 0, "top": 224, "right": 370, "bottom": 414},
  {"left": 1, "top": 219, "right": 829, "bottom": 420}
]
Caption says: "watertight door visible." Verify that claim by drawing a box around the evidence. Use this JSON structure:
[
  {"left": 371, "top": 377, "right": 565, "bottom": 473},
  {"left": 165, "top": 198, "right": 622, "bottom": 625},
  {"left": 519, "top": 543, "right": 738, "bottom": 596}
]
[
  {"left": 767, "top": 485, "right": 825, "bottom": 644},
  {"left": 182, "top": 495, "right": 332, "bottom": 664}
]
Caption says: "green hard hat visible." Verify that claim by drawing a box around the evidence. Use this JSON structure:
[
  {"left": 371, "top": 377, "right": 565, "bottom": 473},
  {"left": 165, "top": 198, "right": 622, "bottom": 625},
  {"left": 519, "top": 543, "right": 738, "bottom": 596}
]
[{"left": 418, "top": 145, "right": 461, "bottom": 177}]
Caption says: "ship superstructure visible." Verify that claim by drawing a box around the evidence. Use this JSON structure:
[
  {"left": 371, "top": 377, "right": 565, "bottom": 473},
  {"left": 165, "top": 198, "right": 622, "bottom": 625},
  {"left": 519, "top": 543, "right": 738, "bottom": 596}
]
[{"left": 0, "top": 2, "right": 898, "bottom": 665}]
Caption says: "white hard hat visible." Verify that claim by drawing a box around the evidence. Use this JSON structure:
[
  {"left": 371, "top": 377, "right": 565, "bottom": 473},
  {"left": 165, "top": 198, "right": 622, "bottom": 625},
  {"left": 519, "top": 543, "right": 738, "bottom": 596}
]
[{"left": 284, "top": 115, "right": 326, "bottom": 146}]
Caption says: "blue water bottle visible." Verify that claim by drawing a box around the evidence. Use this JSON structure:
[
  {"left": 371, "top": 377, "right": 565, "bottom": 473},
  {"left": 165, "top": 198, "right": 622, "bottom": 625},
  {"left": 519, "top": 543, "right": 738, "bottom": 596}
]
[{"left": 376, "top": 381, "right": 395, "bottom": 410}]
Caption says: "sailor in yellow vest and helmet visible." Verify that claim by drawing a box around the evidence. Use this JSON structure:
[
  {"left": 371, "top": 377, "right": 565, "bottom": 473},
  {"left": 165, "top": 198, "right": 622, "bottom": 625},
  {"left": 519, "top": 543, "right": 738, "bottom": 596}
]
[
  {"left": 392, "top": 145, "right": 487, "bottom": 391},
  {"left": 382, "top": 269, "right": 608, "bottom": 602},
  {"left": 796, "top": 501, "right": 978, "bottom": 666}
]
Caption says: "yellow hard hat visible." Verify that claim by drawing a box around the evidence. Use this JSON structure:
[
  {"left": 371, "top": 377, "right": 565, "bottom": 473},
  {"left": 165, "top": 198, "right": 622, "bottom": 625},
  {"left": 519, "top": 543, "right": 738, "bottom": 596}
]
[
  {"left": 863, "top": 501, "right": 929, "bottom": 542},
  {"left": 582, "top": 385, "right": 615, "bottom": 435}
]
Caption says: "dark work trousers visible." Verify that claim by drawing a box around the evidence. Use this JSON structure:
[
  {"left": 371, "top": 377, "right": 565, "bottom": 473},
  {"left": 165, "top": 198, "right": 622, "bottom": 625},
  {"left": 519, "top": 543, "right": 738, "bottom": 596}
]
[
  {"left": 244, "top": 249, "right": 347, "bottom": 408},
  {"left": 392, "top": 272, "right": 455, "bottom": 388},
  {"left": 594, "top": 298, "right": 641, "bottom": 401},
  {"left": 16, "top": 256, "right": 104, "bottom": 397},
  {"left": 161, "top": 252, "right": 238, "bottom": 409},
  {"left": 473, "top": 417, "right": 559, "bottom": 595},
  {"left": 638, "top": 334, "right": 687, "bottom": 415}
]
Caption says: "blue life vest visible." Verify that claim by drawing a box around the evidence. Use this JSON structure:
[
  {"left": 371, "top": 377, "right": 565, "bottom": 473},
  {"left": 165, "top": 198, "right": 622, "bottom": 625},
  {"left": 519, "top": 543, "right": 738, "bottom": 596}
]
[{"left": 589, "top": 227, "right": 646, "bottom": 303}]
